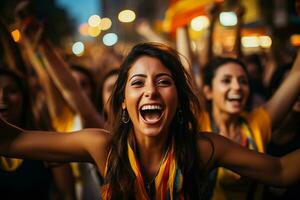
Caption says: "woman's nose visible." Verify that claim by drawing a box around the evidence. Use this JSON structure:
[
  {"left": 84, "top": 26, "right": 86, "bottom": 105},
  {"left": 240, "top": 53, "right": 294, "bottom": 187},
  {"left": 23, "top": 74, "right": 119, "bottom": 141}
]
[
  {"left": 144, "top": 83, "right": 158, "bottom": 98},
  {"left": 231, "top": 79, "right": 241, "bottom": 90}
]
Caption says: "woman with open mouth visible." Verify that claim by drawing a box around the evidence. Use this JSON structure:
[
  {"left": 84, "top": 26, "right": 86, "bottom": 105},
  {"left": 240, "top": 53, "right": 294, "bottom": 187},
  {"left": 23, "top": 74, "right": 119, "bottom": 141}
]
[
  {"left": 0, "top": 68, "right": 76, "bottom": 199},
  {"left": 1, "top": 43, "right": 300, "bottom": 200},
  {"left": 199, "top": 53, "right": 300, "bottom": 200}
]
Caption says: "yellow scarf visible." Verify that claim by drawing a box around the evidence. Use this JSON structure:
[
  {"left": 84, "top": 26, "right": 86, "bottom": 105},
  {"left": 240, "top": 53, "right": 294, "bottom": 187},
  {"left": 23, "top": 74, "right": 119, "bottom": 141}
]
[{"left": 101, "top": 141, "right": 184, "bottom": 200}]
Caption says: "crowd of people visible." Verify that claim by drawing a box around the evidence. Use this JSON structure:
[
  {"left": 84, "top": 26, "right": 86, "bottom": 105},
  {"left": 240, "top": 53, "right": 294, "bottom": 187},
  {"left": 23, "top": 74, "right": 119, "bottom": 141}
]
[{"left": 0, "top": 2, "right": 300, "bottom": 200}]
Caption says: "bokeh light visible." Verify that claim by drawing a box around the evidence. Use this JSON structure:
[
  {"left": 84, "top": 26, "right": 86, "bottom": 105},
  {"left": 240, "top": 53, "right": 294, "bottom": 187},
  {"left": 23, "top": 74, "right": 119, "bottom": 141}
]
[
  {"left": 88, "top": 26, "right": 101, "bottom": 37},
  {"left": 79, "top": 23, "right": 89, "bottom": 36},
  {"left": 72, "top": 41, "right": 85, "bottom": 56},
  {"left": 259, "top": 36, "right": 272, "bottom": 48},
  {"left": 100, "top": 17, "right": 112, "bottom": 30},
  {"left": 219, "top": 12, "right": 237, "bottom": 26},
  {"left": 242, "top": 36, "right": 272, "bottom": 48},
  {"left": 190, "top": 16, "right": 210, "bottom": 31},
  {"left": 88, "top": 15, "right": 101, "bottom": 27},
  {"left": 242, "top": 36, "right": 260, "bottom": 48},
  {"left": 290, "top": 34, "right": 300, "bottom": 46},
  {"left": 103, "top": 33, "right": 118, "bottom": 46},
  {"left": 11, "top": 29, "right": 21, "bottom": 42},
  {"left": 118, "top": 9, "right": 136, "bottom": 23}
]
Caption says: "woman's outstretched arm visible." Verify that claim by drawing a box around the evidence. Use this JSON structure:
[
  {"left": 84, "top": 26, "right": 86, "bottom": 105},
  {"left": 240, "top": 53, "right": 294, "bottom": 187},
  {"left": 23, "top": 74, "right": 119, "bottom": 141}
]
[
  {"left": 0, "top": 117, "right": 110, "bottom": 172},
  {"left": 264, "top": 49, "right": 300, "bottom": 129},
  {"left": 198, "top": 132, "right": 300, "bottom": 186},
  {"left": 38, "top": 40, "right": 105, "bottom": 128}
]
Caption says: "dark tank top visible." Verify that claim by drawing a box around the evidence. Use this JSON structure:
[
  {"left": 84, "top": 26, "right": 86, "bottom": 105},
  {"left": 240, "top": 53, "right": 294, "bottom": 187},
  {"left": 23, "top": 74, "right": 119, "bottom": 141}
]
[{"left": 0, "top": 159, "right": 52, "bottom": 200}]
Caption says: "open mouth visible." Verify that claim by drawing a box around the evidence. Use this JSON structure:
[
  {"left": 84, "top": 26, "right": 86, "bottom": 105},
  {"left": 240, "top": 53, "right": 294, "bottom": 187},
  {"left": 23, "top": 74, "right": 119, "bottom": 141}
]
[
  {"left": 227, "top": 94, "right": 243, "bottom": 102},
  {"left": 140, "top": 104, "right": 163, "bottom": 123}
]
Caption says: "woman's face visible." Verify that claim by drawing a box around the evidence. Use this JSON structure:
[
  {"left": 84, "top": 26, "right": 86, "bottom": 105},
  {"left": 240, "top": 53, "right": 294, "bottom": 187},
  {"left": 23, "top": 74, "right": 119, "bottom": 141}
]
[
  {"left": 123, "top": 56, "right": 178, "bottom": 138},
  {"left": 0, "top": 75, "right": 24, "bottom": 123},
  {"left": 206, "top": 62, "right": 250, "bottom": 115},
  {"left": 102, "top": 74, "right": 118, "bottom": 114}
]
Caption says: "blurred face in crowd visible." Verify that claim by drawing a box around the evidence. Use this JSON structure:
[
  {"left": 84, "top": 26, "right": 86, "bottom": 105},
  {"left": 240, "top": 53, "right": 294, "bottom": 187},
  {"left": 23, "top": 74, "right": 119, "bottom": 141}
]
[
  {"left": 205, "top": 62, "right": 250, "bottom": 115},
  {"left": 102, "top": 73, "right": 118, "bottom": 114},
  {"left": 0, "top": 75, "right": 23, "bottom": 124}
]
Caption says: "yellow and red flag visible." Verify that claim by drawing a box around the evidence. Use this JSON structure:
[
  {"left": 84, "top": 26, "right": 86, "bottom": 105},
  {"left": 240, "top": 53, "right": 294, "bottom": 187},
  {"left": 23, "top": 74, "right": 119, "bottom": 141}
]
[
  {"left": 163, "top": 0, "right": 221, "bottom": 33},
  {"left": 240, "top": 0, "right": 261, "bottom": 23}
]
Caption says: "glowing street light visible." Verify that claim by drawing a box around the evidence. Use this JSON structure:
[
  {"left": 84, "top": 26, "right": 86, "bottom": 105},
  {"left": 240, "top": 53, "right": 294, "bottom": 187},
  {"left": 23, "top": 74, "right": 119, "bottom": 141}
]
[
  {"left": 291, "top": 34, "right": 300, "bottom": 46},
  {"left": 118, "top": 9, "right": 136, "bottom": 23},
  {"left": 219, "top": 12, "right": 237, "bottom": 26},
  {"left": 100, "top": 17, "right": 112, "bottom": 30},
  {"left": 190, "top": 16, "right": 210, "bottom": 31},
  {"left": 241, "top": 36, "right": 272, "bottom": 48},
  {"left": 259, "top": 36, "right": 272, "bottom": 48},
  {"left": 72, "top": 41, "right": 85, "bottom": 56},
  {"left": 11, "top": 29, "right": 21, "bottom": 42},
  {"left": 88, "top": 26, "right": 101, "bottom": 37},
  {"left": 242, "top": 36, "right": 260, "bottom": 48},
  {"left": 103, "top": 33, "right": 118, "bottom": 46},
  {"left": 88, "top": 15, "right": 101, "bottom": 27}
]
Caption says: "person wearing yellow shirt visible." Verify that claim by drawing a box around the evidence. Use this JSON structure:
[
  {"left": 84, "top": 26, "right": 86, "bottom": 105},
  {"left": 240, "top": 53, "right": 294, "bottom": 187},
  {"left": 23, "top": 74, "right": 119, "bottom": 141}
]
[{"left": 200, "top": 53, "right": 300, "bottom": 200}]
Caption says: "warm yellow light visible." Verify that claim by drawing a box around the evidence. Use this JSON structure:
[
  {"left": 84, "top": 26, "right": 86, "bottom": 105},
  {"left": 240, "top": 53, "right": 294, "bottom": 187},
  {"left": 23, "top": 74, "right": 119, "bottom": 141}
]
[
  {"left": 241, "top": 36, "right": 260, "bottom": 48},
  {"left": 100, "top": 17, "right": 112, "bottom": 30},
  {"left": 259, "top": 36, "right": 272, "bottom": 48},
  {"left": 11, "top": 29, "right": 21, "bottom": 42},
  {"left": 290, "top": 34, "right": 300, "bottom": 46},
  {"left": 79, "top": 23, "right": 89, "bottom": 36},
  {"left": 88, "top": 26, "right": 101, "bottom": 37},
  {"left": 224, "top": 35, "right": 235, "bottom": 47},
  {"left": 118, "top": 9, "right": 136, "bottom": 23},
  {"left": 88, "top": 15, "right": 101, "bottom": 27},
  {"left": 190, "top": 16, "right": 210, "bottom": 31}
]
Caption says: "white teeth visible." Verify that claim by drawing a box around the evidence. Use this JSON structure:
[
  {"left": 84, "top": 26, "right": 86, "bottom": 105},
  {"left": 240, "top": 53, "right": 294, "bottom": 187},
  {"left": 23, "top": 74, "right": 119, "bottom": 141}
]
[
  {"left": 228, "top": 94, "right": 242, "bottom": 99},
  {"left": 141, "top": 105, "right": 162, "bottom": 111}
]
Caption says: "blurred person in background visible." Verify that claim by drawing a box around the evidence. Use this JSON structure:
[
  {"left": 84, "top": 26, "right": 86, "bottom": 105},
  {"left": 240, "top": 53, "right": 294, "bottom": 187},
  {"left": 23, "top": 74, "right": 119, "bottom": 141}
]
[
  {"left": 0, "top": 68, "right": 76, "bottom": 200},
  {"left": 200, "top": 51, "right": 300, "bottom": 200},
  {"left": 97, "top": 68, "right": 119, "bottom": 123},
  {"left": 264, "top": 60, "right": 300, "bottom": 200}
]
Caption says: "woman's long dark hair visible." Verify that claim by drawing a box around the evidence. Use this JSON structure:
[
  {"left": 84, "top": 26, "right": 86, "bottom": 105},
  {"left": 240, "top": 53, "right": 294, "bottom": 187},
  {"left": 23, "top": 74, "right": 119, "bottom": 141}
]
[{"left": 107, "top": 42, "right": 208, "bottom": 199}]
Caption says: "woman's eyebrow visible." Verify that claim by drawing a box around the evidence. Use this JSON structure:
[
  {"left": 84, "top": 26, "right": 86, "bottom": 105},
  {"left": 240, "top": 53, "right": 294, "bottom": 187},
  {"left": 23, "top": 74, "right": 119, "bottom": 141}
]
[
  {"left": 129, "top": 74, "right": 146, "bottom": 81},
  {"left": 129, "top": 72, "right": 173, "bottom": 81},
  {"left": 156, "top": 73, "right": 173, "bottom": 79}
]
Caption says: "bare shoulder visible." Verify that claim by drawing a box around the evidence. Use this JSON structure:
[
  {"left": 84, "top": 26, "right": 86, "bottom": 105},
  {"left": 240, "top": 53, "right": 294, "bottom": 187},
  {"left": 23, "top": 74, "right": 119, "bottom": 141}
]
[
  {"left": 195, "top": 132, "right": 215, "bottom": 168},
  {"left": 196, "top": 131, "right": 255, "bottom": 167},
  {"left": 76, "top": 128, "right": 111, "bottom": 170},
  {"left": 195, "top": 132, "right": 230, "bottom": 168},
  {"left": 78, "top": 128, "right": 111, "bottom": 150}
]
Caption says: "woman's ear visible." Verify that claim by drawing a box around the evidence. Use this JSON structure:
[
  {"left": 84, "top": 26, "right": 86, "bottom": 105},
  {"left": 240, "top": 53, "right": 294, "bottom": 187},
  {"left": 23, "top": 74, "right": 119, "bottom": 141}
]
[{"left": 203, "top": 85, "right": 212, "bottom": 100}]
